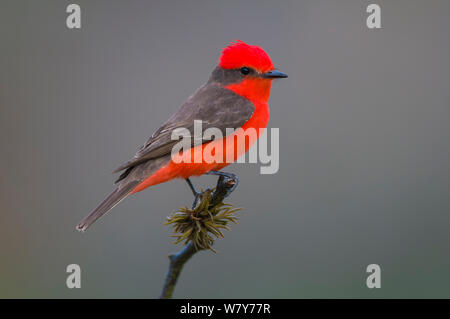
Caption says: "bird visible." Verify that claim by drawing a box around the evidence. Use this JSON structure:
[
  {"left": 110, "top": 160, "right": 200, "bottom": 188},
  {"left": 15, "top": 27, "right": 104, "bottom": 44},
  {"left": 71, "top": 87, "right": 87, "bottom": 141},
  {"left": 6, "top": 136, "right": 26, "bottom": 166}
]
[{"left": 77, "top": 40, "right": 287, "bottom": 232}]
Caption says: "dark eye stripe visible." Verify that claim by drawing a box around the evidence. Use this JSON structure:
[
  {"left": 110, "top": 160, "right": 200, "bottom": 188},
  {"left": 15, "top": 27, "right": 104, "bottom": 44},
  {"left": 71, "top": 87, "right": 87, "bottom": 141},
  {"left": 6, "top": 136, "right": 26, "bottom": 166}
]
[{"left": 240, "top": 67, "right": 250, "bottom": 75}]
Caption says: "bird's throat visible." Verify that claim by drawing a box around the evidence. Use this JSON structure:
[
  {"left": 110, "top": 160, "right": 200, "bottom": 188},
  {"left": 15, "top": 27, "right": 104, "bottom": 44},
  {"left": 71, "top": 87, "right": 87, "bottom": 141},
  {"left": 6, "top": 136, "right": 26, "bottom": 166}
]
[{"left": 225, "top": 78, "right": 272, "bottom": 103}]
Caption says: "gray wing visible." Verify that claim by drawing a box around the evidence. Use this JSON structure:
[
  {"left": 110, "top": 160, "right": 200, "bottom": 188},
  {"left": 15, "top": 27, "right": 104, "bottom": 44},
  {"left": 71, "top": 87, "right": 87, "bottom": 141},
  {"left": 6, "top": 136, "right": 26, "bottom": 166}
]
[{"left": 113, "top": 83, "right": 254, "bottom": 174}]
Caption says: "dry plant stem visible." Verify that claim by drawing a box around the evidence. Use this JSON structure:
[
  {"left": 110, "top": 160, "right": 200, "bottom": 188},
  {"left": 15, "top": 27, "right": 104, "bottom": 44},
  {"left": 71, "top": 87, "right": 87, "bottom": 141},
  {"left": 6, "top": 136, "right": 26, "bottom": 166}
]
[
  {"left": 159, "top": 242, "right": 198, "bottom": 299},
  {"left": 159, "top": 173, "right": 237, "bottom": 299}
]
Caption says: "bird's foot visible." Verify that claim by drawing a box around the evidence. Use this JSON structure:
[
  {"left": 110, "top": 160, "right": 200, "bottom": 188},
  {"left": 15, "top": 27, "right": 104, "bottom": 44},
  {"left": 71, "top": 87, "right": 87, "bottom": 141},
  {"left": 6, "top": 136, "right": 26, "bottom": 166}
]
[
  {"left": 186, "top": 172, "right": 238, "bottom": 209},
  {"left": 185, "top": 178, "right": 203, "bottom": 209},
  {"left": 206, "top": 171, "right": 239, "bottom": 205}
]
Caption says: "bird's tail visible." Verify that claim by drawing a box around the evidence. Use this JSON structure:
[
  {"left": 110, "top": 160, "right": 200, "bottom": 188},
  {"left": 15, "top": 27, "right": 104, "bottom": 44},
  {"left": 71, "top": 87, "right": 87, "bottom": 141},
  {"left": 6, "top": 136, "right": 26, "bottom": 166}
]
[{"left": 76, "top": 181, "right": 139, "bottom": 232}]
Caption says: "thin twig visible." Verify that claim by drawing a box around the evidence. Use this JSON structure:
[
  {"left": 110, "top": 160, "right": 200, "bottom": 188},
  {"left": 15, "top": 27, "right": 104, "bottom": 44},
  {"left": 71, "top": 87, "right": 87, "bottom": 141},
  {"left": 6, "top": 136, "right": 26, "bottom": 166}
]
[
  {"left": 159, "top": 174, "right": 237, "bottom": 299},
  {"left": 159, "top": 242, "right": 199, "bottom": 299}
]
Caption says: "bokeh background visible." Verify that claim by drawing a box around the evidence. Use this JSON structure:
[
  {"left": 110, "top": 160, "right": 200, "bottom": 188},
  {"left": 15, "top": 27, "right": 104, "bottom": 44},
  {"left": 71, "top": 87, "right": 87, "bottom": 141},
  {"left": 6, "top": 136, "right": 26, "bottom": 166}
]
[{"left": 1, "top": 0, "right": 449, "bottom": 298}]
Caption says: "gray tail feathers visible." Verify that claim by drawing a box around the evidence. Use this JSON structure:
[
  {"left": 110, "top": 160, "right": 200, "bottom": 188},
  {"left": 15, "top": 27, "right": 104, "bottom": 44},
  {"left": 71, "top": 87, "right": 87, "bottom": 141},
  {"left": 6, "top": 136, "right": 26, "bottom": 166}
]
[{"left": 76, "top": 182, "right": 139, "bottom": 232}]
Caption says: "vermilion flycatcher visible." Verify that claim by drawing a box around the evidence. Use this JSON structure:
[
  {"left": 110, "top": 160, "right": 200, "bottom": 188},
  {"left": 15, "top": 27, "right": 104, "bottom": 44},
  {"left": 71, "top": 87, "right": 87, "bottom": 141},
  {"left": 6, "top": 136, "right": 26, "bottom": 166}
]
[{"left": 77, "top": 41, "right": 287, "bottom": 231}]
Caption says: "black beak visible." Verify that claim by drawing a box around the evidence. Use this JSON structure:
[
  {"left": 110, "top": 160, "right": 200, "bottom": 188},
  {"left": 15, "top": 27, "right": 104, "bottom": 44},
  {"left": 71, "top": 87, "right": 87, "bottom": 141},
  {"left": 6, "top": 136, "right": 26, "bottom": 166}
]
[{"left": 262, "top": 70, "right": 288, "bottom": 78}]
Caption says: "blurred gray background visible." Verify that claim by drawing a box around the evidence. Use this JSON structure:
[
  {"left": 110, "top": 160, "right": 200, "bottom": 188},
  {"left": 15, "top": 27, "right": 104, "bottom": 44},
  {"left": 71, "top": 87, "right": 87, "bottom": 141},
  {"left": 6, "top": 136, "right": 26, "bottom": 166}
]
[{"left": 1, "top": 0, "right": 449, "bottom": 298}]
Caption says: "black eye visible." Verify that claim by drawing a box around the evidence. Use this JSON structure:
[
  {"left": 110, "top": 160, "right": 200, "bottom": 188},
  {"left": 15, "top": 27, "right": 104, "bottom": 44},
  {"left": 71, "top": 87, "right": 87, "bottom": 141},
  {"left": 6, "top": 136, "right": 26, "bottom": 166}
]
[{"left": 240, "top": 67, "right": 250, "bottom": 75}]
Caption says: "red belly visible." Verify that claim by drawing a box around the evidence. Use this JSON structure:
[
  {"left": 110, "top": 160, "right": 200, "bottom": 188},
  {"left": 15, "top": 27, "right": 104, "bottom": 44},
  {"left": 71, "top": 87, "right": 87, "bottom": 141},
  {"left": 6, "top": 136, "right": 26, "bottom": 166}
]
[{"left": 131, "top": 102, "right": 269, "bottom": 194}]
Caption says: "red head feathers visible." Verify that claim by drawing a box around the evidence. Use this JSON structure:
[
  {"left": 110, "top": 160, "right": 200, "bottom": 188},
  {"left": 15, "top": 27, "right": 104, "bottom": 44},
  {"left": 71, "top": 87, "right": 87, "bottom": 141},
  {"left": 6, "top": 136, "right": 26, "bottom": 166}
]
[{"left": 219, "top": 40, "right": 274, "bottom": 74}]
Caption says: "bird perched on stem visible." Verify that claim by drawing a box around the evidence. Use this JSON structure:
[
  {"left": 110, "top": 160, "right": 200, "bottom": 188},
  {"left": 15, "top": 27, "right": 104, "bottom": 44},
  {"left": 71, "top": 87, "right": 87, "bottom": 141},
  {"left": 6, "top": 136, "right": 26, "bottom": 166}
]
[{"left": 77, "top": 40, "right": 287, "bottom": 232}]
